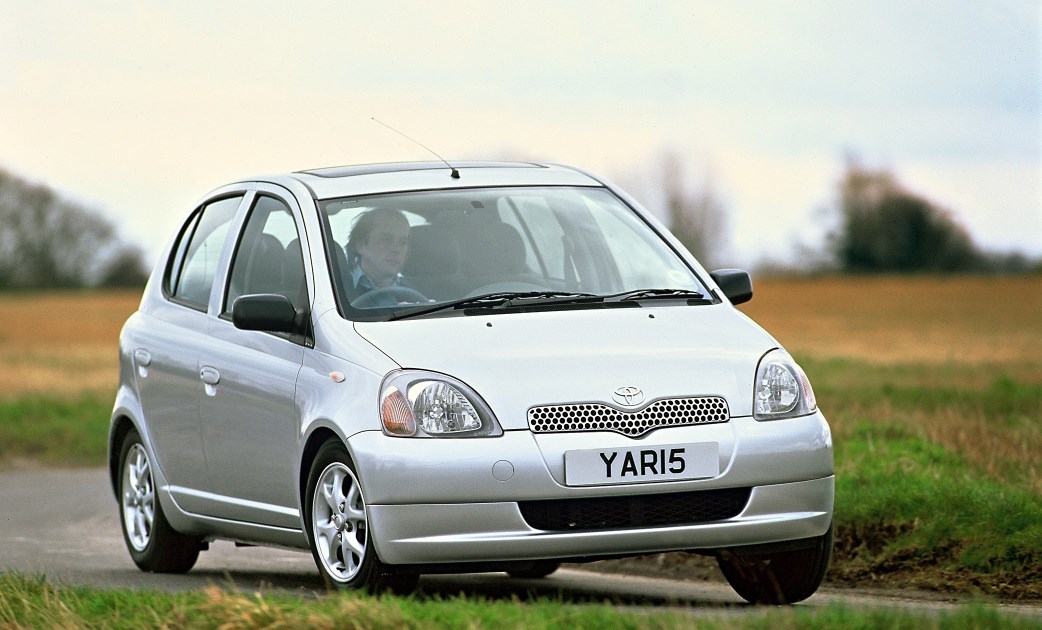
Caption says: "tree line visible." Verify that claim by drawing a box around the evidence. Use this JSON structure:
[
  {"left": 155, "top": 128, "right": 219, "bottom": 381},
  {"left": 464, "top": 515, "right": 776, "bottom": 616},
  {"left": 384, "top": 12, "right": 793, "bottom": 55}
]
[
  {"left": 652, "top": 153, "right": 1037, "bottom": 274},
  {"left": 827, "top": 159, "right": 1036, "bottom": 274},
  {"left": 0, "top": 156, "right": 1035, "bottom": 292},
  {"left": 0, "top": 167, "right": 148, "bottom": 290}
]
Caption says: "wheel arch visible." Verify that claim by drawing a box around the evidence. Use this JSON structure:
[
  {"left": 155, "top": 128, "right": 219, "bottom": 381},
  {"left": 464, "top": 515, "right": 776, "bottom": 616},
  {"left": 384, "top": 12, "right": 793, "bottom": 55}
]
[
  {"left": 108, "top": 414, "right": 138, "bottom": 498},
  {"left": 298, "top": 425, "right": 347, "bottom": 527}
]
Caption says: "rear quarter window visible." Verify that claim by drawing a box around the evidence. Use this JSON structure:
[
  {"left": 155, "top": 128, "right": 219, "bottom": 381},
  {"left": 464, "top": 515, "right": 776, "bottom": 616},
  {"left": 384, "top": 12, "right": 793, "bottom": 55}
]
[{"left": 165, "top": 195, "right": 242, "bottom": 309}]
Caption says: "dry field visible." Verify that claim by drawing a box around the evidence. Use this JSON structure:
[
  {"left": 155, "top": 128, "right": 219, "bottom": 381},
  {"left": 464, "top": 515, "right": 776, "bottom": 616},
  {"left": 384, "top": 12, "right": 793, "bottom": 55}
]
[
  {"left": 741, "top": 274, "right": 1042, "bottom": 369},
  {"left": 2, "top": 275, "right": 1039, "bottom": 398},
  {"left": 0, "top": 291, "right": 141, "bottom": 400}
]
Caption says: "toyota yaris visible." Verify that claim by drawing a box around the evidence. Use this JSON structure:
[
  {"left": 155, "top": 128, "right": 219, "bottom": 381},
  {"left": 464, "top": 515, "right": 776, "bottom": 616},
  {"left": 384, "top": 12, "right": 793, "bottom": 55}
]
[{"left": 109, "top": 161, "right": 833, "bottom": 604}]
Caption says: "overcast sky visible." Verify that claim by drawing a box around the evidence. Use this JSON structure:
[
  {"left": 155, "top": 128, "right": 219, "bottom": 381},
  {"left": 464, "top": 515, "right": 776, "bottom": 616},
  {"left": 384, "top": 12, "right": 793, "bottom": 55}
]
[{"left": 2, "top": 1, "right": 1039, "bottom": 266}]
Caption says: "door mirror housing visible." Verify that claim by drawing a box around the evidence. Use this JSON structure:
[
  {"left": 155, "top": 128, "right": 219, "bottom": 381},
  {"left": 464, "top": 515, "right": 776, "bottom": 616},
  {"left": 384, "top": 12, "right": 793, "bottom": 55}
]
[
  {"left": 232, "top": 294, "right": 301, "bottom": 333},
  {"left": 710, "top": 269, "right": 753, "bottom": 305}
]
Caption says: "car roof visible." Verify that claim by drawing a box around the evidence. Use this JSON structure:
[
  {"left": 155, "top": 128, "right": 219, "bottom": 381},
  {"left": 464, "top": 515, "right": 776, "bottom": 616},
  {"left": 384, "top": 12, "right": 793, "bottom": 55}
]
[{"left": 241, "top": 161, "right": 607, "bottom": 200}]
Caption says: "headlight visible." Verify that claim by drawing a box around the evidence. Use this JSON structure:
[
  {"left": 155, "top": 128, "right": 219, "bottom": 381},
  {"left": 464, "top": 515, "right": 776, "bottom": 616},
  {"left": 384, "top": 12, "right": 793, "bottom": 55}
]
[
  {"left": 379, "top": 370, "right": 503, "bottom": 437},
  {"left": 753, "top": 349, "right": 817, "bottom": 420}
]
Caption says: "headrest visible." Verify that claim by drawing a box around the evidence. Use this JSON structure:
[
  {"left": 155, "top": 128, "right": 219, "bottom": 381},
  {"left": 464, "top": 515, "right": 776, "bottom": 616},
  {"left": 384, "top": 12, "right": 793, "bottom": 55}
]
[
  {"left": 459, "top": 222, "right": 526, "bottom": 276},
  {"left": 403, "top": 224, "right": 461, "bottom": 276}
]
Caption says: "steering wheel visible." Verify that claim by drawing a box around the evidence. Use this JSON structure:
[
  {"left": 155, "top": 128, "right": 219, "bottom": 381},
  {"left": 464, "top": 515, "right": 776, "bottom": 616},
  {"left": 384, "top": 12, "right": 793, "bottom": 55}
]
[{"left": 352, "top": 286, "right": 429, "bottom": 308}]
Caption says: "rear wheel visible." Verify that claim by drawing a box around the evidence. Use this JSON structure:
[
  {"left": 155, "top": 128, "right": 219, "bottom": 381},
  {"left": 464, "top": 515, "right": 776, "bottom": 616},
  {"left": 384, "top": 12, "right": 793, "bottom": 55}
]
[
  {"left": 305, "top": 439, "right": 418, "bottom": 593},
  {"left": 118, "top": 429, "right": 202, "bottom": 573},
  {"left": 716, "top": 524, "right": 833, "bottom": 605}
]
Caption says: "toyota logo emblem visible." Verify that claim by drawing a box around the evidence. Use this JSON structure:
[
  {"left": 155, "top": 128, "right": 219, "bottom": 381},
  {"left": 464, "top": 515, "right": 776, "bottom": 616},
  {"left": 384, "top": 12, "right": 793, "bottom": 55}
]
[{"left": 612, "top": 386, "right": 644, "bottom": 407}]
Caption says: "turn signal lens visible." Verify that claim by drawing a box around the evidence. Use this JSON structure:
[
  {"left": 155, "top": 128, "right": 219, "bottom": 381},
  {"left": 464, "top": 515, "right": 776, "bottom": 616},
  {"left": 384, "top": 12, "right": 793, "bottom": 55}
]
[{"left": 381, "top": 386, "right": 416, "bottom": 436}]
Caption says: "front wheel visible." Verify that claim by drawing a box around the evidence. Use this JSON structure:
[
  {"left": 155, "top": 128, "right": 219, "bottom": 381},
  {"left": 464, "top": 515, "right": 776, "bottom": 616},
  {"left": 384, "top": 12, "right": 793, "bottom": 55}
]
[
  {"left": 305, "top": 439, "right": 418, "bottom": 593},
  {"left": 716, "top": 523, "right": 833, "bottom": 605},
  {"left": 118, "top": 429, "right": 202, "bottom": 573}
]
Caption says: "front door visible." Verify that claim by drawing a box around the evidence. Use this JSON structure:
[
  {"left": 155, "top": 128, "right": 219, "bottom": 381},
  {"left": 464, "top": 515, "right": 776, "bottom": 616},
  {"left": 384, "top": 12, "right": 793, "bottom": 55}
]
[{"left": 198, "top": 192, "right": 310, "bottom": 528}]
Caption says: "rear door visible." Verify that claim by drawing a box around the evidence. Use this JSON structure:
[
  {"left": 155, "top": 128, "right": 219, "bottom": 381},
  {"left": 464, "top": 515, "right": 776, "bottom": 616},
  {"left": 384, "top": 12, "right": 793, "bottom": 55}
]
[{"left": 133, "top": 194, "right": 243, "bottom": 495}]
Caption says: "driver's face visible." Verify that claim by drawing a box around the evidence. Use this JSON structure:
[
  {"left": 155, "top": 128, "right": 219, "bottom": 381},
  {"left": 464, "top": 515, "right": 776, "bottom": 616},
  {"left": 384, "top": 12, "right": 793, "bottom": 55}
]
[{"left": 357, "top": 215, "right": 409, "bottom": 287}]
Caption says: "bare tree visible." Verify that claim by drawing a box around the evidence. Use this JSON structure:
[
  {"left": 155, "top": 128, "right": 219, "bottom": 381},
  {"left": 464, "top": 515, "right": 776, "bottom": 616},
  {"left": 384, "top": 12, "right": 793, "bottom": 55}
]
[
  {"left": 658, "top": 152, "right": 729, "bottom": 268},
  {"left": 97, "top": 245, "right": 151, "bottom": 287},
  {"left": 0, "top": 168, "right": 148, "bottom": 289}
]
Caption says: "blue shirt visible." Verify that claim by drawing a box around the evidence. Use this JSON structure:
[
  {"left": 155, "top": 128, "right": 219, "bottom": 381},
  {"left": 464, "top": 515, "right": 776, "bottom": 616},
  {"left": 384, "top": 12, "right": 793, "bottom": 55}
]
[
  {"left": 351, "top": 266, "right": 402, "bottom": 292},
  {"left": 349, "top": 266, "right": 406, "bottom": 307}
]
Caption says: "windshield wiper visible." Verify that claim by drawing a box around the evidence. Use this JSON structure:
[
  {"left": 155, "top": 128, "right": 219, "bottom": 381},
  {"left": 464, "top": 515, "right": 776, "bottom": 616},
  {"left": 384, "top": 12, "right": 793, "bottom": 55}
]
[
  {"left": 605, "top": 288, "right": 711, "bottom": 303},
  {"left": 499, "top": 290, "right": 602, "bottom": 307},
  {"left": 388, "top": 288, "right": 709, "bottom": 320},
  {"left": 389, "top": 291, "right": 599, "bottom": 320}
]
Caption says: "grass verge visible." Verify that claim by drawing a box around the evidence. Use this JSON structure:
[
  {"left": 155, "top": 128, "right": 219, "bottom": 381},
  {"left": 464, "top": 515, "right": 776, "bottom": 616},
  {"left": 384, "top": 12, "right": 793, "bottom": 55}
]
[
  {"left": 799, "top": 358, "right": 1042, "bottom": 598},
  {"left": 1, "top": 573, "right": 1039, "bottom": 630},
  {"left": 832, "top": 423, "right": 1042, "bottom": 598},
  {"left": 0, "top": 394, "right": 111, "bottom": 468}
]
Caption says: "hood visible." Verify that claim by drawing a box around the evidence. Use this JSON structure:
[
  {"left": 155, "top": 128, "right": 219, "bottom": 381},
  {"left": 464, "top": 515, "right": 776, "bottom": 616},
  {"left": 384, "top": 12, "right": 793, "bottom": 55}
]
[{"left": 354, "top": 304, "right": 777, "bottom": 430}]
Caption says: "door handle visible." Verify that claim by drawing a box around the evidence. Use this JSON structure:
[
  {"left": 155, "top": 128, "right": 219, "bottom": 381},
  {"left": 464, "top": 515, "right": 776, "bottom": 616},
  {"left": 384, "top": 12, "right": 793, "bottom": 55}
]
[
  {"left": 133, "top": 349, "right": 152, "bottom": 378},
  {"left": 200, "top": 367, "right": 221, "bottom": 385},
  {"left": 134, "top": 349, "right": 152, "bottom": 366},
  {"left": 200, "top": 366, "right": 220, "bottom": 396}
]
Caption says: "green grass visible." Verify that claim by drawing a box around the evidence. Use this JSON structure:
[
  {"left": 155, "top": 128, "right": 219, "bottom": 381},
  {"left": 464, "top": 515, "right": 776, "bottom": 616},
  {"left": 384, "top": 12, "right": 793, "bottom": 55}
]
[
  {"left": 797, "top": 357, "right": 1042, "bottom": 595},
  {"left": 1, "top": 573, "right": 1038, "bottom": 630},
  {"left": 802, "top": 356, "right": 1042, "bottom": 419},
  {"left": 0, "top": 394, "right": 111, "bottom": 467},
  {"left": 835, "top": 423, "right": 1042, "bottom": 575},
  {"left": 802, "top": 357, "right": 1042, "bottom": 490}
]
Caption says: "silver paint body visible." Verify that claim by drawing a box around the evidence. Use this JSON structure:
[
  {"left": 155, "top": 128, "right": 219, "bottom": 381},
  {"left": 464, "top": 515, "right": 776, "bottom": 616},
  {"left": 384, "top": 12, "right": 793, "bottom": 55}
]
[{"left": 110, "top": 162, "right": 834, "bottom": 565}]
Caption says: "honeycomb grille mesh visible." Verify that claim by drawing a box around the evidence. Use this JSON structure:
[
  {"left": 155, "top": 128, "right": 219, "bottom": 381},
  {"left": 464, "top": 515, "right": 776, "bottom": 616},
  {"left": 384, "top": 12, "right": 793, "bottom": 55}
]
[{"left": 527, "top": 396, "right": 729, "bottom": 437}]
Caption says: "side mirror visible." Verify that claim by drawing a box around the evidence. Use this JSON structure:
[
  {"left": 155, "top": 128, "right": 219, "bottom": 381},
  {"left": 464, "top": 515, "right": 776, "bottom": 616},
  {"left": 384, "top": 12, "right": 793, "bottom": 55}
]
[
  {"left": 232, "top": 294, "right": 301, "bottom": 333},
  {"left": 710, "top": 269, "right": 753, "bottom": 305}
]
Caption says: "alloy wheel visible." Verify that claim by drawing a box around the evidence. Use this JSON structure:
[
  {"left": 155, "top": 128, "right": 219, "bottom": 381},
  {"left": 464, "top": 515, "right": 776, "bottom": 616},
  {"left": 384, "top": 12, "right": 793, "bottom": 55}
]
[
  {"left": 121, "top": 443, "right": 155, "bottom": 552},
  {"left": 311, "top": 462, "right": 368, "bottom": 582}
]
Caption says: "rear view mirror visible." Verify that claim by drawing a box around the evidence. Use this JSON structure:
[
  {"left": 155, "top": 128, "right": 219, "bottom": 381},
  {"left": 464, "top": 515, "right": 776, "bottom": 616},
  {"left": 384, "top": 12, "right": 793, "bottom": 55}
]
[{"left": 710, "top": 269, "right": 753, "bottom": 305}]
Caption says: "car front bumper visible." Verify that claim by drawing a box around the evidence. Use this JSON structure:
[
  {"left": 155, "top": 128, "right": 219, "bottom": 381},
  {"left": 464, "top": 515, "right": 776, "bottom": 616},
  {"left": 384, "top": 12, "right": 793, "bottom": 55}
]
[
  {"left": 367, "top": 475, "right": 833, "bottom": 565},
  {"left": 348, "top": 411, "right": 834, "bottom": 566}
]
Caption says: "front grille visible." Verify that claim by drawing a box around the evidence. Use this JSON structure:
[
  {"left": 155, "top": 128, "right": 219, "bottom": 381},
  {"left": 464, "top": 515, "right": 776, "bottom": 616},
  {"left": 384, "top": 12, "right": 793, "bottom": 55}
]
[
  {"left": 518, "top": 487, "right": 751, "bottom": 532},
  {"left": 527, "top": 396, "right": 729, "bottom": 437}
]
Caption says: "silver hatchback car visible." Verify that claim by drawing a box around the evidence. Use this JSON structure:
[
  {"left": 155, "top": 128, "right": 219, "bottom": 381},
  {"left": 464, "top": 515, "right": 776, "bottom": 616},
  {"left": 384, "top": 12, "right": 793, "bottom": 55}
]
[{"left": 109, "top": 161, "right": 833, "bottom": 604}]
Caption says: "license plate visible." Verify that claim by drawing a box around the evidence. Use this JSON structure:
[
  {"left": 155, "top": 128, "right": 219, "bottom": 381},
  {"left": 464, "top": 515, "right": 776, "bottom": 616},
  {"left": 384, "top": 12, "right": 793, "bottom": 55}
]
[{"left": 564, "top": 442, "right": 719, "bottom": 486}]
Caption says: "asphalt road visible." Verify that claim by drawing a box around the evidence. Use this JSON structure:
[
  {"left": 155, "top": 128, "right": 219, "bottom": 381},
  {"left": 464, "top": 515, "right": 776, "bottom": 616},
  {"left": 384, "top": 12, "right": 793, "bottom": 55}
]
[{"left": 2, "top": 468, "right": 1039, "bottom": 619}]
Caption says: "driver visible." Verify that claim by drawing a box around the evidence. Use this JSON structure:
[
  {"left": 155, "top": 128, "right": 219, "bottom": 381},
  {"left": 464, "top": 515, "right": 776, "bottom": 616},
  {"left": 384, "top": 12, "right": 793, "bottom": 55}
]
[{"left": 345, "top": 208, "right": 412, "bottom": 305}]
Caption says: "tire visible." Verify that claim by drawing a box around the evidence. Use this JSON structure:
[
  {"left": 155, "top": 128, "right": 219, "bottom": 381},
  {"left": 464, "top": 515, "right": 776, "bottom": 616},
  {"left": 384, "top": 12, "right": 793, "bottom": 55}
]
[
  {"left": 118, "top": 429, "right": 202, "bottom": 573},
  {"left": 716, "top": 523, "right": 833, "bottom": 605},
  {"left": 506, "top": 561, "right": 561, "bottom": 579},
  {"left": 304, "top": 439, "right": 418, "bottom": 593}
]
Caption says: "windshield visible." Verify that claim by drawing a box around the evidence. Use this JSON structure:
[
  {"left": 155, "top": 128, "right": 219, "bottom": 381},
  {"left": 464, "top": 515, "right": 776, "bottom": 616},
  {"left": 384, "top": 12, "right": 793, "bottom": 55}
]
[{"left": 320, "top": 186, "right": 711, "bottom": 319}]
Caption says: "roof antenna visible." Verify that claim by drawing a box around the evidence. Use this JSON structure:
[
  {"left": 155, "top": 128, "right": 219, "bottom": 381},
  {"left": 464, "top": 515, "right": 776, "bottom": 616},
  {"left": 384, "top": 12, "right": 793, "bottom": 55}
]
[{"left": 371, "top": 117, "right": 460, "bottom": 179}]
